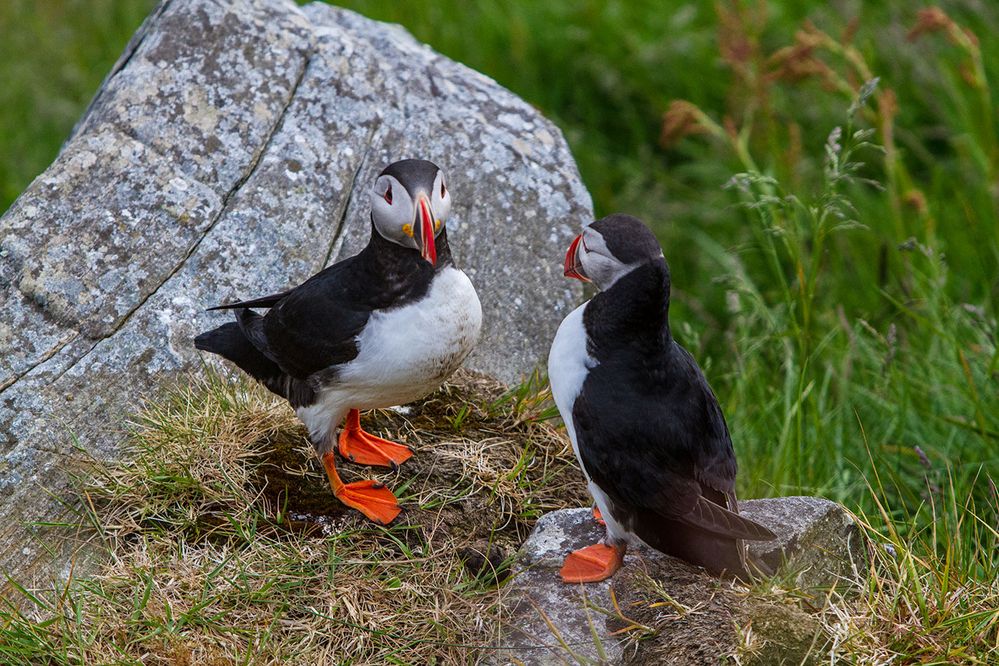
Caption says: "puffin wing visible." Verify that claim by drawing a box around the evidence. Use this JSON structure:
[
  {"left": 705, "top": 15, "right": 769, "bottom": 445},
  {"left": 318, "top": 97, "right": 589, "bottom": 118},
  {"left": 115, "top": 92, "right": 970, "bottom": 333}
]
[
  {"left": 686, "top": 494, "right": 776, "bottom": 541},
  {"left": 574, "top": 346, "right": 775, "bottom": 541},
  {"left": 212, "top": 256, "right": 374, "bottom": 381},
  {"left": 254, "top": 268, "right": 372, "bottom": 380}
]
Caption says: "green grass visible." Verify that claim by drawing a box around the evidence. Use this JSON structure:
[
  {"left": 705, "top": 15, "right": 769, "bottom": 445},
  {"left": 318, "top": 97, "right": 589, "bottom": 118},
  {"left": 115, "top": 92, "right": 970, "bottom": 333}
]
[
  {"left": 0, "top": 370, "right": 992, "bottom": 663},
  {"left": 1, "top": 0, "right": 998, "bottom": 662}
]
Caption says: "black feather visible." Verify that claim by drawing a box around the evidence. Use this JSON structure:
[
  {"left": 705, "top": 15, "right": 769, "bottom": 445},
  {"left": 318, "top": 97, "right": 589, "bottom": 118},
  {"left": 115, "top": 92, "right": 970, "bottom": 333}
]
[
  {"left": 194, "top": 221, "right": 455, "bottom": 405},
  {"left": 573, "top": 257, "right": 775, "bottom": 579},
  {"left": 194, "top": 322, "right": 280, "bottom": 381},
  {"left": 194, "top": 322, "right": 316, "bottom": 407}
]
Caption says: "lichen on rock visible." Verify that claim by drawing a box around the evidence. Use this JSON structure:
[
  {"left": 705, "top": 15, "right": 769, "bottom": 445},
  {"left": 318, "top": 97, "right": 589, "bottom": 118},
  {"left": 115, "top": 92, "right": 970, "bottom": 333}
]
[{"left": 0, "top": 0, "right": 591, "bottom": 585}]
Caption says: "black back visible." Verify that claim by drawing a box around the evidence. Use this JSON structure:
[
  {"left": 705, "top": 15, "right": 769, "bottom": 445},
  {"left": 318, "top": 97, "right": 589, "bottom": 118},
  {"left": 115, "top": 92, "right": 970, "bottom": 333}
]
[
  {"left": 575, "top": 257, "right": 737, "bottom": 505},
  {"left": 195, "top": 222, "right": 454, "bottom": 407},
  {"left": 571, "top": 257, "right": 766, "bottom": 576}
]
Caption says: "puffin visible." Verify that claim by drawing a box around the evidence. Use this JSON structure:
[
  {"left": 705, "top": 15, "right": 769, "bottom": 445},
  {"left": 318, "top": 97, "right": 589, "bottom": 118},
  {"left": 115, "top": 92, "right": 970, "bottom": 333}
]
[
  {"left": 547, "top": 214, "right": 775, "bottom": 583},
  {"left": 195, "top": 159, "right": 482, "bottom": 525}
]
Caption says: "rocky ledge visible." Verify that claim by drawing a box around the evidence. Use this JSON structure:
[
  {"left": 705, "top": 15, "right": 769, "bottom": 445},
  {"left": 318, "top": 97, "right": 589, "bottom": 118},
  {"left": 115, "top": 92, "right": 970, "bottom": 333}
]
[{"left": 491, "top": 497, "right": 866, "bottom": 665}]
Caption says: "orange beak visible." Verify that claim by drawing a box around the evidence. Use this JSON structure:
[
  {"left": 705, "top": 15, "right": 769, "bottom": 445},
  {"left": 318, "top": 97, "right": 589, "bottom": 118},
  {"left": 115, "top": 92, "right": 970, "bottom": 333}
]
[
  {"left": 564, "top": 234, "right": 589, "bottom": 281},
  {"left": 417, "top": 196, "right": 437, "bottom": 266}
]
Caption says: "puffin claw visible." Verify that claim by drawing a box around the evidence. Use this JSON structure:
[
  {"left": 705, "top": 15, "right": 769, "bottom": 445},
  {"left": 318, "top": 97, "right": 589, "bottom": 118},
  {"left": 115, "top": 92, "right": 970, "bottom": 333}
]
[
  {"left": 335, "top": 479, "right": 401, "bottom": 524},
  {"left": 321, "top": 451, "right": 401, "bottom": 524}
]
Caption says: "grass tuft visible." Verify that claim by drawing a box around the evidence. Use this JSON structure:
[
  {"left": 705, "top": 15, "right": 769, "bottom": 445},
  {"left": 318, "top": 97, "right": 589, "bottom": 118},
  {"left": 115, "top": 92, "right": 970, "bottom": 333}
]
[{"left": 0, "top": 369, "right": 585, "bottom": 664}]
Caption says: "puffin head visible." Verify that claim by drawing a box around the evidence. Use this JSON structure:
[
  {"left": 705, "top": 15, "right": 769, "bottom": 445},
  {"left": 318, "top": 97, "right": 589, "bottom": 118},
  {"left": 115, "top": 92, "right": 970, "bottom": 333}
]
[
  {"left": 370, "top": 159, "right": 451, "bottom": 266},
  {"left": 563, "top": 214, "right": 664, "bottom": 290}
]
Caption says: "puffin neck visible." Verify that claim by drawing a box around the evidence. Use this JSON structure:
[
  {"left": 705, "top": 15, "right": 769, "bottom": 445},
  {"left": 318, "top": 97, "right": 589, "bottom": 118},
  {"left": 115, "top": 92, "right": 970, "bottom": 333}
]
[
  {"left": 585, "top": 259, "right": 672, "bottom": 351},
  {"left": 432, "top": 227, "right": 455, "bottom": 268},
  {"left": 363, "top": 220, "right": 455, "bottom": 273}
]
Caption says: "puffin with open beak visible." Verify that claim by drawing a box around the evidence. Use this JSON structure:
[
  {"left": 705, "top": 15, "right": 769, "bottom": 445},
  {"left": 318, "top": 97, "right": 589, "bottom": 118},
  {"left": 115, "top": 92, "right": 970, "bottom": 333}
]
[
  {"left": 548, "top": 214, "right": 775, "bottom": 582},
  {"left": 195, "top": 159, "right": 482, "bottom": 524}
]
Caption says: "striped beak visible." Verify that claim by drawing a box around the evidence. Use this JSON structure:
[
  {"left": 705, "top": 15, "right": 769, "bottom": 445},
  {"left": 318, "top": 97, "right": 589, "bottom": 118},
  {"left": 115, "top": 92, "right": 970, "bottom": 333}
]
[
  {"left": 416, "top": 195, "right": 437, "bottom": 266},
  {"left": 563, "top": 234, "right": 589, "bottom": 281}
]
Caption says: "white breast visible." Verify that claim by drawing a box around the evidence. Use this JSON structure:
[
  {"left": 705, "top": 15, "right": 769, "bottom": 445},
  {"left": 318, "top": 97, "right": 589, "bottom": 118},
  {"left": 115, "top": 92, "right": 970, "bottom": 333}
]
[
  {"left": 336, "top": 266, "right": 482, "bottom": 408},
  {"left": 547, "top": 302, "right": 594, "bottom": 466},
  {"left": 547, "top": 302, "right": 632, "bottom": 543}
]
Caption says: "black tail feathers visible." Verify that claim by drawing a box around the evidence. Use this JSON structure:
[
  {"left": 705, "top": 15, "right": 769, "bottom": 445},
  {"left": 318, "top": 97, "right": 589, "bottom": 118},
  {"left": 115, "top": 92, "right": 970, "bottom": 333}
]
[
  {"left": 195, "top": 322, "right": 283, "bottom": 382},
  {"left": 194, "top": 321, "right": 316, "bottom": 407}
]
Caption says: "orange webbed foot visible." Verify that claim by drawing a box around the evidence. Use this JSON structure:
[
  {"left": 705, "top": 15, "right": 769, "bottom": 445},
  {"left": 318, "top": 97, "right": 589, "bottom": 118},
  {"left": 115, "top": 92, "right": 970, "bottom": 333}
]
[
  {"left": 335, "top": 479, "right": 402, "bottom": 525},
  {"left": 592, "top": 505, "right": 606, "bottom": 526},
  {"left": 339, "top": 409, "right": 413, "bottom": 469},
  {"left": 321, "top": 451, "right": 402, "bottom": 525},
  {"left": 560, "top": 543, "right": 625, "bottom": 583}
]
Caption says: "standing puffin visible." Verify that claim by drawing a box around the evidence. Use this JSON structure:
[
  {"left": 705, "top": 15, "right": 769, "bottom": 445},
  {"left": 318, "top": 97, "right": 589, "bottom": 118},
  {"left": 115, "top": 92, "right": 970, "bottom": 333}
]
[
  {"left": 195, "top": 159, "right": 482, "bottom": 525},
  {"left": 547, "top": 214, "right": 774, "bottom": 583}
]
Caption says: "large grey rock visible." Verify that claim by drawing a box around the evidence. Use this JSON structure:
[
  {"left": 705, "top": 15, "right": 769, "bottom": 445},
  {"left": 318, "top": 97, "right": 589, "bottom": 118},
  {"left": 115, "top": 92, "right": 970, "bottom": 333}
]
[
  {"left": 0, "top": 0, "right": 590, "bottom": 585},
  {"left": 493, "top": 498, "right": 863, "bottom": 665}
]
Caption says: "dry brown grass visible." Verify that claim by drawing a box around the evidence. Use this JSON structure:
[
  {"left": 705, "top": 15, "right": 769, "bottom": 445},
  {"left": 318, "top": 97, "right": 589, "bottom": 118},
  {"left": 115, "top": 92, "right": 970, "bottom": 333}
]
[
  {"left": 1, "top": 368, "right": 586, "bottom": 665},
  {"left": 3, "top": 370, "right": 994, "bottom": 664}
]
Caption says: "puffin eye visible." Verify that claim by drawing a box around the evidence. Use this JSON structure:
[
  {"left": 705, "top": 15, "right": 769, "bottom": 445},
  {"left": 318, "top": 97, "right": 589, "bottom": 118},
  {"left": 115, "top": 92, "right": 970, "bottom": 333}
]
[
  {"left": 440, "top": 181, "right": 446, "bottom": 198},
  {"left": 384, "top": 184, "right": 393, "bottom": 205}
]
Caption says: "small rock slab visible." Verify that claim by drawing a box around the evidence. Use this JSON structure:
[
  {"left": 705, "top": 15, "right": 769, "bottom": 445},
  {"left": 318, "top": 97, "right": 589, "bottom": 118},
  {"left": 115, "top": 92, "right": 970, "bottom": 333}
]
[
  {"left": 491, "top": 497, "right": 864, "bottom": 665},
  {"left": 491, "top": 509, "right": 624, "bottom": 664},
  {"left": 743, "top": 495, "right": 866, "bottom": 593}
]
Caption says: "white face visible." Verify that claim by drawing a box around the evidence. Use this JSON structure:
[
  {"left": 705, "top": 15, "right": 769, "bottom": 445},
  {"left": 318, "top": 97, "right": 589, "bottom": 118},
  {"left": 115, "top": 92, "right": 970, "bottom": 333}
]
[
  {"left": 369, "top": 169, "right": 451, "bottom": 257},
  {"left": 577, "top": 226, "right": 640, "bottom": 290}
]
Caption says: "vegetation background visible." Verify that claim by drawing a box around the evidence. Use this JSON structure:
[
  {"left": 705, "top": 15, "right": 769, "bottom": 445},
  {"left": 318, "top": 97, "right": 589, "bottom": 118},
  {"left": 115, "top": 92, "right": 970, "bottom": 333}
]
[{"left": 1, "top": 0, "right": 996, "bottom": 661}]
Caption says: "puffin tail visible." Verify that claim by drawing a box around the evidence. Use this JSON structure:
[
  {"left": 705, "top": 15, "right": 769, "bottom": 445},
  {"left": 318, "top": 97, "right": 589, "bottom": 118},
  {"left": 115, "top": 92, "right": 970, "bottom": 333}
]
[
  {"left": 636, "top": 518, "right": 755, "bottom": 580},
  {"left": 195, "top": 321, "right": 284, "bottom": 384},
  {"left": 195, "top": 319, "right": 316, "bottom": 408}
]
